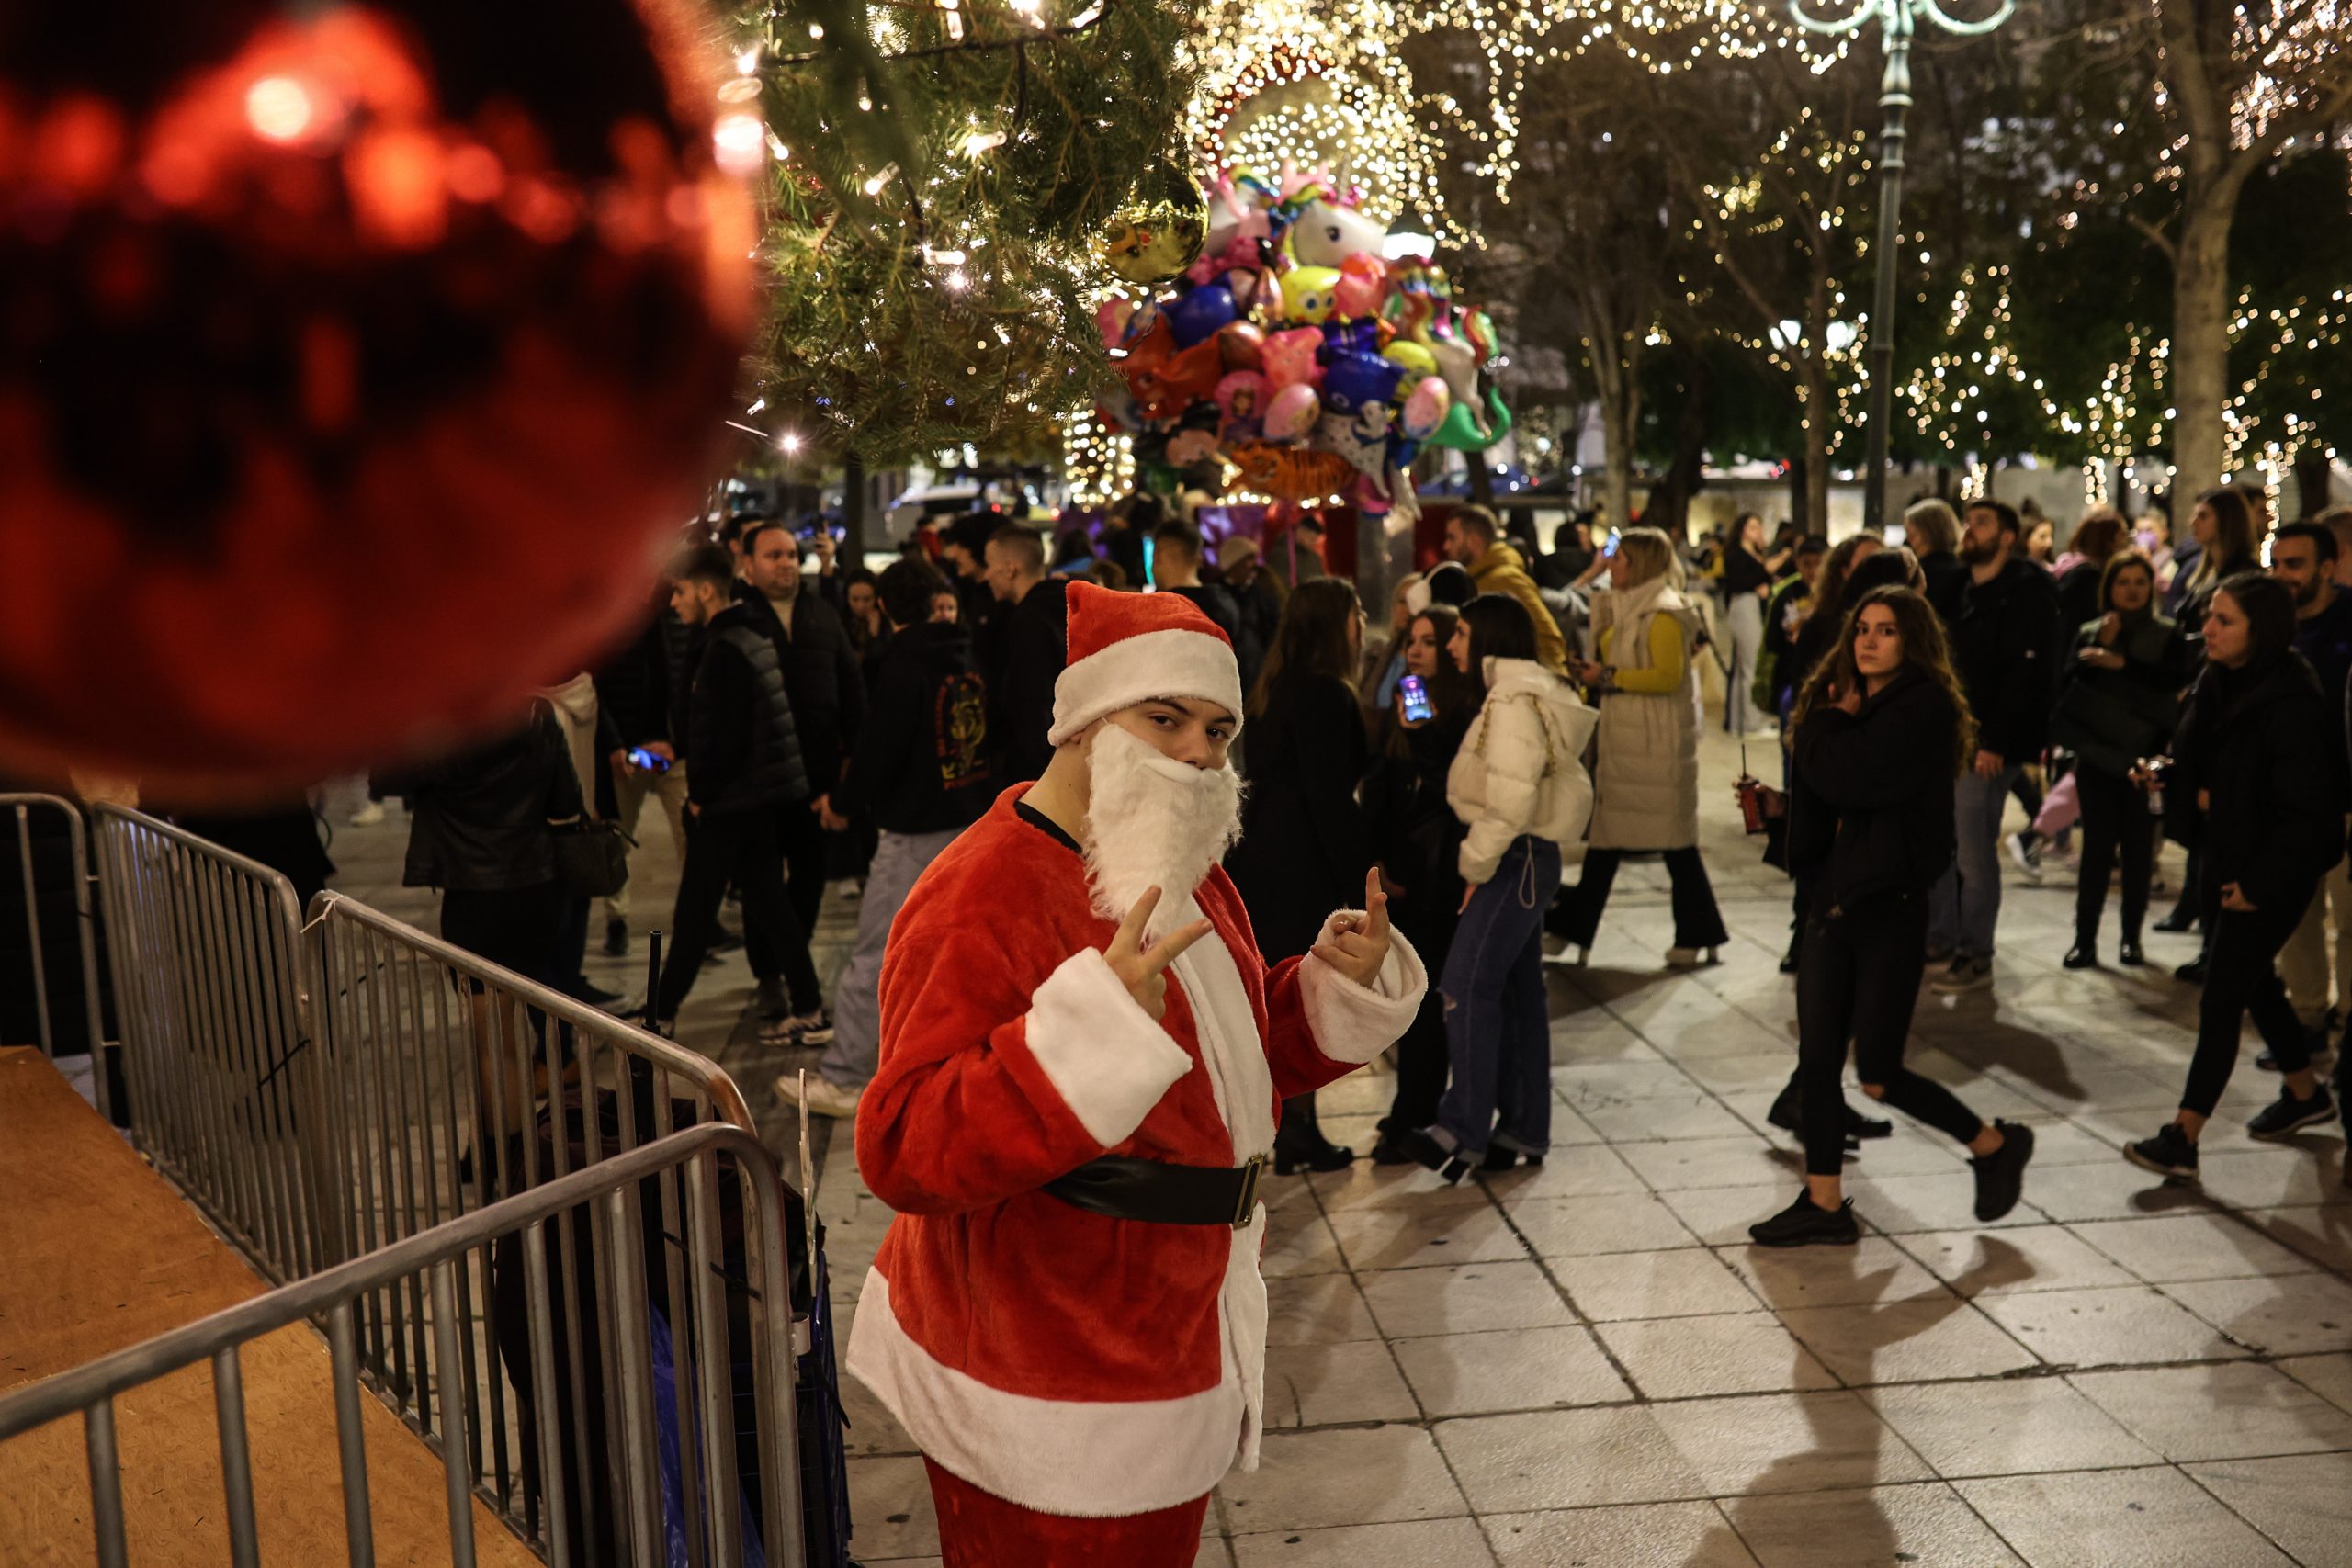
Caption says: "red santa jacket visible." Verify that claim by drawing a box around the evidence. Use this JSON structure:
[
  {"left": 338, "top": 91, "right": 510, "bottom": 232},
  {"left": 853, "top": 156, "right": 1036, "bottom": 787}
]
[{"left": 846, "top": 789, "right": 1425, "bottom": 1517}]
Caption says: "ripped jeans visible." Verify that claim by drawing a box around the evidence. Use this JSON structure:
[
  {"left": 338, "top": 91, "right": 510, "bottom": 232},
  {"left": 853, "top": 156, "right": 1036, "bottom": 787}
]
[{"left": 1435, "top": 835, "right": 1562, "bottom": 1157}]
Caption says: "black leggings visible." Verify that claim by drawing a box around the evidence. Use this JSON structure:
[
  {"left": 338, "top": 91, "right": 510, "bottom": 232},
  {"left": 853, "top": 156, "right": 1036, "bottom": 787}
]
[
  {"left": 1797, "top": 889, "right": 1984, "bottom": 1177},
  {"left": 1383, "top": 912, "right": 1456, "bottom": 1134},
  {"left": 2181, "top": 885, "right": 2315, "bottom": 1118},
  {"left": 2075, "top": 767, "right": 2156, "bottom": 944},
  {"left": 1555, "top": 847, "right": 1730, "bottom": 950},
  {"left": 656, "top": 808, "right": 820, "bottom": 1021}
]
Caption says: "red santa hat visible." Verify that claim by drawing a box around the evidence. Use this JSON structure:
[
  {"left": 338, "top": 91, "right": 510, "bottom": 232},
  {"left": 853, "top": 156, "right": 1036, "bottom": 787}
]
[{"left": 1047, "top": 581, "right": 1245, "bottom": 746}]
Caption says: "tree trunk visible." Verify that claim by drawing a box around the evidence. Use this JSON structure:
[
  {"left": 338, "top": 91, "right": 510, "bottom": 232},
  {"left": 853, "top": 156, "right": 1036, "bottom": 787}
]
[
  {"left": 1799, "top": 355, "right": 1831, "bottom": 534},
  {"left": 1465, "top": 453, "right": 1495, "bottom": 508},
  {"left": 842, "top": 449, "right": 869, "bottom": 560},
  {"left": 2169, "top": 192, "right": 2234, "bottom": 528},
  {"left": 1592, "top": 341, "right": 1639, "bottom": 538},
  {"left": 1641, "top": 344, "right": 1713, "bottom": 539},
  {"left": 2295, "top": 448, "right": 2335, "bottom": 521},
  {"left": 1787, "top": 455, "right": 1809, "bottom": 535}
]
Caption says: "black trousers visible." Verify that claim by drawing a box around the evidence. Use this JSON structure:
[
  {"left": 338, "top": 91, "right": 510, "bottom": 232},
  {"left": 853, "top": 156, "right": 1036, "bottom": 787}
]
[
  {"left": 775, "top": 800, "right": 831, "bottom": 941},
  {"left": 2182, "top": 883, "right": 2315, "bottom": 1117},
  {"left": 2075, "top": 767, "right": 2155, "bottom": 945},
  {"left": 1555, "top": 847, "right": 1730, "bottom": 950},
  {"left": 656, "top": 809, "right": 820, "bottom": 1021},
  {"left": 1796, "top": 889, "right": 1984, "bottom": 1177},
  {"left": 1383, "top": 911, "right": 1457, "bottom": 1134}
]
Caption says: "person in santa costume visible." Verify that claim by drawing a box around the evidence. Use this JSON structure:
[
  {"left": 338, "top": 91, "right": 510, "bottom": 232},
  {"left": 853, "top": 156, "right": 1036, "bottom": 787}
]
[{"left": 846, "top": 581, "right": 1428, "bottom": 1566}]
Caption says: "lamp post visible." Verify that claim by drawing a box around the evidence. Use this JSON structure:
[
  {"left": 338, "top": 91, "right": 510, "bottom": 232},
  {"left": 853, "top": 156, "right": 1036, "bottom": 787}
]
[{"left": 1789, "top": 0, "right": 2011, "bottom": 536}]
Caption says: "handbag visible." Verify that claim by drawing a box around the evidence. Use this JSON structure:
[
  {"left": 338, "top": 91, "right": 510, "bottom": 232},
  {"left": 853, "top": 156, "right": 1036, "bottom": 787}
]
[{"left": 553, "top": 818, "right": 635, "bottom": 898}]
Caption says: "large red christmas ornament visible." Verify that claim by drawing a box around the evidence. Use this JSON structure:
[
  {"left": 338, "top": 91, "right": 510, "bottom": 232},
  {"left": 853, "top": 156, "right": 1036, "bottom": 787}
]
[{"left": 0, "top": 1, "right": 753, "bottom": 795}]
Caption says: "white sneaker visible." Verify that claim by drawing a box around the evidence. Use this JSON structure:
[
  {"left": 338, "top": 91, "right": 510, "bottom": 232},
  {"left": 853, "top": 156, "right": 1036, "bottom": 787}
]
[
  {"left": 350, "top": 800, "right": 386, "bottom": 827},
  {"left": 777, "top": 1073, "right": 862, "bottom": 1119},
  {"left": 759, "top": 1010, "right": 834, "bottom": 1047},
  {"left": 2005, "top": 832, "right": 2043, "bottom": 884}
]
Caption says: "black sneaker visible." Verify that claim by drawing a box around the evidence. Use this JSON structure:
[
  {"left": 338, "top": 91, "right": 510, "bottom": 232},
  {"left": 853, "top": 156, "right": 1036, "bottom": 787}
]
[
  {"left": 1971, "top": 1121, "right": 2035, "bottom": 1222},
  {"left": 2124, "top": 1122, "right": 2200, "bottom": 1180},
  {"left": 2247, "top": 1084, "right": 2336, "bottom": 1141},
  {"left": 2174, "top": 956, "right": 2210, "bottom": 984},
  {"left": 1766, "top": 1082, "right": 1873, "bottom": 1148},
  {"left": 1847, "top": 1104, "right": 1893, "bottom": 1140},
  {"left": 1748, "top": 1192, "right": 1860, "bottom": 1247}
]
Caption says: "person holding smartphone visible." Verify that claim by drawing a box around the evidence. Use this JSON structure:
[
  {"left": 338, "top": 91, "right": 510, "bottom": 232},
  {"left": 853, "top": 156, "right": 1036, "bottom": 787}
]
[{"left": 1363, "top": 604, "right": 1482, "bottom": 1162}]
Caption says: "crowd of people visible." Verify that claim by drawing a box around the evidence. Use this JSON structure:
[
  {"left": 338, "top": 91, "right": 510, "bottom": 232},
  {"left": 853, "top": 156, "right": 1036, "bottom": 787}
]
[{"left": 368, "top": 478, "right": 2352, "bottom": 1247}]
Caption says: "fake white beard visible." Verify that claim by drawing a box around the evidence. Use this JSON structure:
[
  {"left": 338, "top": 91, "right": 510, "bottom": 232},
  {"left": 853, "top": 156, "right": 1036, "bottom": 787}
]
[{"left": 1081, "top": 723, "right": 1247, "bottom": 940}]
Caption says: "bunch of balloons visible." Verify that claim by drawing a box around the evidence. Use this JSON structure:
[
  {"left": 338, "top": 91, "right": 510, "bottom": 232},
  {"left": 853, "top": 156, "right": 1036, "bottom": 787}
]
[{"left": 1095, "top": 166, "right": 1512, "bottom": 511}]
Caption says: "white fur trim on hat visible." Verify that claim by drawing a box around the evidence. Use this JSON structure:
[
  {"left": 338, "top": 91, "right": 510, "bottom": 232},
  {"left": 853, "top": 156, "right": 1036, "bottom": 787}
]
[{"left": 1047, "top": 626, "right": 1246, "bottom": 747}]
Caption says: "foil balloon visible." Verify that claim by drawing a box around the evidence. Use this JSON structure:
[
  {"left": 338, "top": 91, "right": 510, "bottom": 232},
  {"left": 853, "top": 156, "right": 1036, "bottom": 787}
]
[
  {"left": 1216, "top": 321, "right": 1267, "bottom": 371},
  {"left": 1215, "top": 371, "right": 1268, "bottom": 442},
  {"left": 1263, "top": 382, "right": 1320, "bottom": 442},
  {"left": 1133, "top": 335, "right": 1225, "bottom": 422},
  {"left": 1099, "top": 157, "right": 1209, "bottom": 284},
  {"left": 1428, "top": 336, "right": 1487, "bottom": 439},
  {"left": 1333, "top": 253, "right": 1387, "bottom": 320},
  {"left": 1289, "top": 197, "right": 1388, "bottom": 268},
  {"left": 1278, "top": 266, "right": 1340, "bottom": 324},
  {"left": 1319, "top": 317, "right": 1383, "bottom": 360},
  {"left": 1382, "top": 340, "right": 1438, "bottom": 379},
  {"left": 1096, "top": 297, "right": 1137, "bottom": 351},
  {"left": 0, "top": 0, "right": 752, "bottom": 795},
  {"left": 1314, "top": 405, "right": 1394, "bottom": 498},
  {"left": 1424, "top": 387, "right": 1517, "bottom": 452},
  {"left": 1401, "top": 375, "right": 1452, "bottom": 439},
  {"left": 1321, "top": 351, "right": 1405, "bottom": 417},
  {"left": 1261, "top": 327, "right": 1325, "bottom": 392},
  {"left": 1165, "top": 283, "right": 1237, "bottom": 349},
  {"left": 1228, "top": 443, "right": 1356, "bottom": 502}
]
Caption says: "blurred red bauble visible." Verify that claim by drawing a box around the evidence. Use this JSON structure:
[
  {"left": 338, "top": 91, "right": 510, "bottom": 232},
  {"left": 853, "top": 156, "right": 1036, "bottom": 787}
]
[{"left": 0, "top": 0, "right": 753, "bottom": 796}]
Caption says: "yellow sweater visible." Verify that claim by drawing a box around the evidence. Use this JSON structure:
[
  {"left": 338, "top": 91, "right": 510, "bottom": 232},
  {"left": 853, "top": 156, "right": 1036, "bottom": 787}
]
[{"left": 1598, "top": 614, "right": 1688, "bottom": 695}]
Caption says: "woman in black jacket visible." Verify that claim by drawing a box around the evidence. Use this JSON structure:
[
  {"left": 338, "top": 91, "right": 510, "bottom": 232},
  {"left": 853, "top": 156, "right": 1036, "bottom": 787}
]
[
  {"left": 2126, "top": 572, "right": 2346, "bottom": 1183},
  {"left": 1362, "top": 604, "right": 1482, "bottom": 1163},
  {"left": 1750, "top": 587, "right": 2034, "bottom": 1247},
  {"left": 2049, "top": 551, "right": 2193, "bottom": 968},
  {"left": 1226, "top": 576, "right": 1372, "bottom": 1172}
]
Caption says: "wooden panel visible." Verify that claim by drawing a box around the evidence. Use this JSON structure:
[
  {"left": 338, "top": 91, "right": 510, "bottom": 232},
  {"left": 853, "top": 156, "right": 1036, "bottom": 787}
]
[{"left": 0, "top": 1048, "right": 537, "bottom": 1565}]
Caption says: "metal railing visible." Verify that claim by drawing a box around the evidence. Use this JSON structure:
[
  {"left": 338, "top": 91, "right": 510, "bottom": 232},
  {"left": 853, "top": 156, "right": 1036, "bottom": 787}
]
[
  {"left": 0, "top": 1122, "right": 806, "bottom": 1568},
  {"left": 90, "top": 805, "right": 322, "bottom": 1282},
  {"left": 302, "top": 891, "right": 767, "bottom": 1543},
  {"left": 0, "top": 793, "right": 110, "bottom": 1120}
]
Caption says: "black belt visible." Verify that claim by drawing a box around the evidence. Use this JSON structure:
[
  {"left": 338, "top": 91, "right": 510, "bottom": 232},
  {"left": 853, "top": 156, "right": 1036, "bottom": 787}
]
[{"left": 1041, "top": 1154, "right": 1270, "bottom": 1229}]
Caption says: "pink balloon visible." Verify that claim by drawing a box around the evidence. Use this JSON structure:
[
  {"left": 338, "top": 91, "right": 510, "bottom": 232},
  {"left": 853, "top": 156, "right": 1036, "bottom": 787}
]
[
  {"left": 1262, "top": 326, "right": 1325, "bottom": 392},
  {"left": 1265, "top": 382, "right": 1321, "bottom": 442},
  {"left": 1096, "top": 297, "right": 1136, "bottom": 351},
  {"left": 1333, "top": 253, "right": 1387, "bottom": 320},
  {"left": 1402, "top": 374, "right": 1452, "bottom": 439}
]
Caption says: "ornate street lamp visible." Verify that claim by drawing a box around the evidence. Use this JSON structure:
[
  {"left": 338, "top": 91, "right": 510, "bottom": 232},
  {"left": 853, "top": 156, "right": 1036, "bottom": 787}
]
[{"left": 1789, "top": 0, "right": 2012, "bottom": 535}]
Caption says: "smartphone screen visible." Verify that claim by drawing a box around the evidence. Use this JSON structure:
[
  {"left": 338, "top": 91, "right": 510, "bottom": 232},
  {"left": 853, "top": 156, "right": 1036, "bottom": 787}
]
[
  {"left": 1399, "top": 675, "right": 1434, "bottom": 723},
  {"left": 1602, "top": 529, "right": 1621, "bottom": 558},
  {"left": 628, "top": 747, "right": 671, "bottom": 773}
]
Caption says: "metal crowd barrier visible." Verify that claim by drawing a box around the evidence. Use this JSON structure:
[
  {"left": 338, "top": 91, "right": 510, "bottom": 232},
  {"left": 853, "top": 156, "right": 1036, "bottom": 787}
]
[
  {"left": 0, "top": 1122, "right": 806, "bottom": 1568},
  {"left": 302, "top": 890, "right": 767, "bottom": 1546},
  {"left": 0, "top": 792, "right": 111, "bottom": 1120},
  {"left": 90, "top": 804, "right": 323, "bottom": 1283}
]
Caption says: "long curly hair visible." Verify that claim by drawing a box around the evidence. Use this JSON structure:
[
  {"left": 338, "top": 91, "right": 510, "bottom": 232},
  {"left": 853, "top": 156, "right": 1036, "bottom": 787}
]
[{"left": 1792, "top": 585, "right": 1977, "bottom": 774}]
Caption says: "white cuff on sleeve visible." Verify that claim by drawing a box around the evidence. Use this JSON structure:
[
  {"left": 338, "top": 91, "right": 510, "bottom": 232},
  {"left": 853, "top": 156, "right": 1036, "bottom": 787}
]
[
  {"left": 1023, "top": 948, "right": 1194, "bottom": 1147},
  {"left": 1299, "top": 913, "right": 1428, "bottom": 1066}
]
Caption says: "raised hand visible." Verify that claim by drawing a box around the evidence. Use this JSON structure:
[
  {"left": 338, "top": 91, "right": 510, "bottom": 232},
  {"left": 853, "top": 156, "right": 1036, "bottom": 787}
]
[
  {"left": 1315, "top": 868, "right": 1397, "bottom": 988},
  {"left": 1106, "top": 887, "right": 1216, "bottom": 1022}
]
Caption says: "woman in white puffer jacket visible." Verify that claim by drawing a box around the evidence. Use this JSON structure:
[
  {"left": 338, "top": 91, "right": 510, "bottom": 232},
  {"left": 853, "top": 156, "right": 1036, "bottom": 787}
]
[{"left": 1395, "top": 594, "right": 1597, "bottom": 1182}]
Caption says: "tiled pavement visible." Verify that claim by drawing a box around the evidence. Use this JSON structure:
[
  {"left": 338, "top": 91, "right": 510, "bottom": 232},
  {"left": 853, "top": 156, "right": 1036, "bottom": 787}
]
[{"left": 326, "top": 708, "right": 2352, "bottom": 1566}]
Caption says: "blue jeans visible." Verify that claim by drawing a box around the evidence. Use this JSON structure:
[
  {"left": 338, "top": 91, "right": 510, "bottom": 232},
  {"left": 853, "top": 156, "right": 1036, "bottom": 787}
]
[
  {"left": 1928, "top": 764, "right": 2018, "bottom": 959},
  {"left": 1437, "top": 836, "right": 1561, "bottom": 1156}
]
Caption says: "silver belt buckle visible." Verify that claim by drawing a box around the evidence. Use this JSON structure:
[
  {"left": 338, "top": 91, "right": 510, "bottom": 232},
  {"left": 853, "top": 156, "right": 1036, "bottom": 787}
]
[{"left": 1232, "top": 1153, "right": 1269, "bottom": 1228}]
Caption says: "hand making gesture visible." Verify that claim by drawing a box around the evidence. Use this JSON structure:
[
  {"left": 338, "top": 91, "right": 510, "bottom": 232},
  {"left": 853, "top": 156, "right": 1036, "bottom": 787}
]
[
  {"left": 1313, "top": 868, "right": 1397, "bottom": 989},
  {"left": 1107, "top": 887, "right": 1216, "bottom": 1022}
]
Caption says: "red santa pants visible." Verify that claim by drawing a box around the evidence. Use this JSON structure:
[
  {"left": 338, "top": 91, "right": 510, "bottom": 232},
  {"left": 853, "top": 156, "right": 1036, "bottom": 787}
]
[{"left": 923, "top": 1459, "right": 1210, "bottom": 1568}]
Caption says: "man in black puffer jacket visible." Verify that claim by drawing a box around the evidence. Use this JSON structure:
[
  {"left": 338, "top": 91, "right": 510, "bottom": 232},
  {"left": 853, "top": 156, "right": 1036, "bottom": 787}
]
[
  {"left": 651, "top": 545, "right": 829, "bottom": 1043},
  {"left": 1926, "top": 498, "right": 2061, "bottom": 993},
  {"left": 783, "top": 559, "right": 997, "bottom": 1120}
]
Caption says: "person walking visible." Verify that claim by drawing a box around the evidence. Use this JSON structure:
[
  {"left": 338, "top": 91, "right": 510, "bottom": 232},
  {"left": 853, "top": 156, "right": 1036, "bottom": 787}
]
[
  {"left": 1391, "top": 594, "right": 1596, "bottom": 1179},
  {"left": 1718, "top": 513, "right": 1783, "bottom": 737},
  {"left": 786, "top": 560, "right": 996, "bottom": 1119},
  {"left": 981, "top": 522, "right": 1069, "bottom": 784},
  {"left": 2126, "top": 573, "right": 2345, "bottom": 1181},
  {"left": 1927, "top": 499, "right": 2063, "bottom": 992},
  {"left": 2266, "top": 522, "right": 2352, "bottom": 1049},
  {"left": 1363, "top": 603, "right": 1481, "bottom": 1164},
  {"left": 652, "top": 546, "right": 830, "bottom": 1044},
  {"left": 1904, "top": 500, "right": 1969, "bottom": 625},
  {"left": 1442, "top": 504, "right": 1569, "bottom": 674},
  {"left": 1554, "top": 528, "right": 1732, "bottom": 968},
  {"left": 2049, "top": 552, "right": 2193, "bottom": 969},
  {"left": 1750, "top": 586, "right": 2034, "bottom": 1246},
  {"left": 1225, "top": 578, "right": 1374, "bottom": 1173}
]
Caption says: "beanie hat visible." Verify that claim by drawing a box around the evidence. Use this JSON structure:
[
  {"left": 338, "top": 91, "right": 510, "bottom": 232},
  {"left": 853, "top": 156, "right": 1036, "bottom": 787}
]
[{"left": 1047, "top": 581, "right": 1244, "bottom": 746}]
